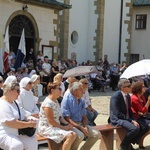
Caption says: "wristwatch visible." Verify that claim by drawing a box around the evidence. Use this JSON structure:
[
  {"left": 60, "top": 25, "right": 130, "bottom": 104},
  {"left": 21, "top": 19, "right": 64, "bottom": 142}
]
[{"left": 61, "top": 122, "right": 69, "bottom": 126}]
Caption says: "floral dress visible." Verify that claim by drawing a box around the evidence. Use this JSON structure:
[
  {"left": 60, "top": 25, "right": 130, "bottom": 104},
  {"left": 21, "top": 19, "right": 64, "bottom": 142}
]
[{"left": 38, "top": 97, "right": 72, "bottom": 143}]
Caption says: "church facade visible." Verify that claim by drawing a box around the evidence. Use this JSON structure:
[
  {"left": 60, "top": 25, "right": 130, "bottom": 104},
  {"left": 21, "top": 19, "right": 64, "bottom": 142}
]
[{"left": 0, "top": 0, "right": 150, "bottom": 73}]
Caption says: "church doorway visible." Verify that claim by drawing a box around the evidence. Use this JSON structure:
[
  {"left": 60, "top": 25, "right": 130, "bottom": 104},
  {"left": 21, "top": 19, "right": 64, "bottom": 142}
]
[{"left": 9, "top": 15, "right": 35, "bottom": 62}]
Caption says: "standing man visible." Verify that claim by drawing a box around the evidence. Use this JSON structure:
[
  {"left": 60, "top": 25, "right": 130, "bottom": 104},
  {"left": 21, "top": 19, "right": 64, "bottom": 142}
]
[
  {"left": 61, "top": 82, "right": 100, "bottom": 150},
  {"left": 42, "top": 56, "right": 51, "bottom": 94},
  {"left": 110, "top": 63, "right": 119, "bottom": 91},
  {"left": 108, "top": 78, "right": 149, "bottom": 150}
]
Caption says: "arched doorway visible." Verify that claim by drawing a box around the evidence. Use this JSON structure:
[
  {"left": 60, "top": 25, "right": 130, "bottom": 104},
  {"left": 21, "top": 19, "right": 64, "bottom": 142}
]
[{"left": 9, "top": 15, "right": 35, "bottom": 61}]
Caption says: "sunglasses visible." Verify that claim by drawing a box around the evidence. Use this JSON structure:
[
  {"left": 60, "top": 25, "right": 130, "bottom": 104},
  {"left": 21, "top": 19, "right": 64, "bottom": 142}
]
[
  {"left": 123, "top": 85, "right": 131, "bottom": 88},
  {"left": 0, "top": 80, "right": 3, "bottom": 83},
  {"left": 14, "top": 89, "right": 20, "bottom": 94},
  {"left": 83, "top": 83, "right": 89, "bottom": 85},
  {"left": 28, "top": 82, "right": 32, "bottom": 85}
]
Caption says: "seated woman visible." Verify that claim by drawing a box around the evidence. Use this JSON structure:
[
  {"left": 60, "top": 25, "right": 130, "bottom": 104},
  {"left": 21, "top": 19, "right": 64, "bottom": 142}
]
[
  {"left": 131, "top": 81, "right": 150, "bottom": 149},
  {"left": 95, "top": 70, "right": 106, "bottom": 92},
  {"left": 31, "top": 74, "right": 41, "bottom": 97},
  {"left": 3, "top": 75, "right": 17, "bottom": 86},
  {"left": 17, "top": 77, "right": 39, "bottom": 119},
  {"left": 0, "top": 82, "right": 37, "bottom": 150},
  {"left": 38, "top": 82, "right": 76, "bottom": 150},
  {"left": 131, "top": 81, "right": 150, "bottom": 125},
  {"left": 53, "top": 73, "right": 65, "bottom": 104}
]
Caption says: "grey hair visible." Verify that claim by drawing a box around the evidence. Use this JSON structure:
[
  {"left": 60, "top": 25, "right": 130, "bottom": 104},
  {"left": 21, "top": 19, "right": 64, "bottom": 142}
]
[
  {"left": 118, "top": 78, "right": 130, "bottom": 89},
  {"left": 3, "top": 82, "right": 19, "bottom": 94},
  {"left": 69, "top": 81, "right": 83, "bottom": 92}
]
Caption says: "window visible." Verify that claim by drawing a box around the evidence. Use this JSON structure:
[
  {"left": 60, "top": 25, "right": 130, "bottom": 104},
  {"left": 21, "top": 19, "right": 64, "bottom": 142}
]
[
  {"left": 135, "top": 14, "right": 147, "bottom": 29},
  {"left": 71, "top": 31, "right": 78, "bottom": 45}
]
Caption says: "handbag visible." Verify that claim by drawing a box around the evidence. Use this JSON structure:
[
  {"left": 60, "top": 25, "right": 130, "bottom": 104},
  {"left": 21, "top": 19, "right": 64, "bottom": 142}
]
[{"left": 14, "top": 101, "right": 36, "bottom": 137}]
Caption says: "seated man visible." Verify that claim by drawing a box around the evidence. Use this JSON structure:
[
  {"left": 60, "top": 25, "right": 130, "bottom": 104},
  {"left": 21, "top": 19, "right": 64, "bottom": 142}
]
[
  {"left": 108, "top": 78, "right": 149, "bottom": 150},
  {"left": 80, "top": 78, "right": 98, "bottom": 126},
  {"left": 61, "top": 82, "right": 100, "bottom": 150}
]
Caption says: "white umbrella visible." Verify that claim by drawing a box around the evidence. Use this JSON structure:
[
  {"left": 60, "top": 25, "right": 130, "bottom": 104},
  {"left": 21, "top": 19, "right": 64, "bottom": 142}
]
[
  {"left": 120, "top": 59, "right": 150, "bottom": 79},
  {"left": 63, "top": 66, "right": 99, "bottom": 78}
]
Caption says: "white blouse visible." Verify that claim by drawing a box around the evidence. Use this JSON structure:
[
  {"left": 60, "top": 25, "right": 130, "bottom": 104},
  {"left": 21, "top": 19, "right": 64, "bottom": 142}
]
[{"left": 0, "top": 99, "right": 25, "bottom": 137}]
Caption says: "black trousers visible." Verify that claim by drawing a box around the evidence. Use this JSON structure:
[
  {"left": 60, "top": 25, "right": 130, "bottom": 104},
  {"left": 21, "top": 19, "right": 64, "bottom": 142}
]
[{"left": 121, "top": 119, "right": 149, "bottom": 147}]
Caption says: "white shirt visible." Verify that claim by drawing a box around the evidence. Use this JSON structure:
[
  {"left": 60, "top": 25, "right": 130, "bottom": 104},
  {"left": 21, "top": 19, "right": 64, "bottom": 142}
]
[
  {"left": 0, "top": 99, "right": 25, "bottom": 137},
  {"left": 60, "top": 82, "right": 65, "bottom": 96},
  {"left": 42, "top": 63, "right": 51, "bottom": 76},
  {"left": 82, "top": 90, "right": 91, "bottom": 108}
]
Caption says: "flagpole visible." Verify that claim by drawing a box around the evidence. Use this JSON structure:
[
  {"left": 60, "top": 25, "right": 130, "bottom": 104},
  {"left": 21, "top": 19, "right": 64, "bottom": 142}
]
[{"left": 14, "top": 28, "right": 26, "bottom": 70}]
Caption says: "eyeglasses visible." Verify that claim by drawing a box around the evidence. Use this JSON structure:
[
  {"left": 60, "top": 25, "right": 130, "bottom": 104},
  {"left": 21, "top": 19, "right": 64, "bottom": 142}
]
[
  {"left": 0, "top": 80, "right": 3, "bottom": 83},
  {"left": 123, "top": 85, "right": 131, "bottom": 88},
  {"left": 83, "top": 83, "right": 89, "bottom": 85},
  {"left": 13, "top": 89, "right": 20, "bottom": 94}
]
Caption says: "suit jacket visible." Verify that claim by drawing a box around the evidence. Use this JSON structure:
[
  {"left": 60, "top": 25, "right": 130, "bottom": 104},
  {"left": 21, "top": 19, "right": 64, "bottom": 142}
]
[{"left": 108, "top": 90, "right": 134, "bottom": 126}]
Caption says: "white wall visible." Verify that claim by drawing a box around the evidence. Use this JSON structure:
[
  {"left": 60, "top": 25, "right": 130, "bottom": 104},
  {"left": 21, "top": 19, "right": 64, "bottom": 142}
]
[
  {"left": 131, "top": 6, "right": 150, "bottom": 60},
  {"left": 68, "top": 0, "right": 97, "bottom": 64},
  {"left": 121, "top": 0, "right": 131, "bottom": 62},
  {"left": 103, "top": 0, "right": 121, "bottom": 64}
]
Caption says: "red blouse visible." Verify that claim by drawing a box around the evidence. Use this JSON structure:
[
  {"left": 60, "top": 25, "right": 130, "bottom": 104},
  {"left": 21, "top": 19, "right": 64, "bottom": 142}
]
[{"left": 131, "top": 94, "right": 148, "bottom": 119}]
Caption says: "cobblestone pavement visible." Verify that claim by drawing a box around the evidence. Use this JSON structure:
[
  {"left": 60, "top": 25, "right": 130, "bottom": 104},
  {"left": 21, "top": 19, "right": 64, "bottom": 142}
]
[{"left": 39, "top": 88, "right": 150, "bottom": 150}]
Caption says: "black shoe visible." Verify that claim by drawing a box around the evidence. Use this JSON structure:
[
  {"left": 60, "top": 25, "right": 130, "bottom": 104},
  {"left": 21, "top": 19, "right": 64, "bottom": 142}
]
[
  {"left": 118, "top": 145, "right": 128, "bottom": 150},
  {"left": 129, "top": 144, "right": 135, "bottom": 150},
  {"left": 93, "top": 122, "right": 96, "bottom": 126}
]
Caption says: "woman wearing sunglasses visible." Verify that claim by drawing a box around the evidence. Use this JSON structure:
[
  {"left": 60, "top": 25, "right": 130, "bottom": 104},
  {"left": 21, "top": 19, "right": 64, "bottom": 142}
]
[
  {"left": 0, "top": 82, "right": 37, "bottom": 150},
  {"left": 38, "top": 82, "right": 76, "bottom": 150}
]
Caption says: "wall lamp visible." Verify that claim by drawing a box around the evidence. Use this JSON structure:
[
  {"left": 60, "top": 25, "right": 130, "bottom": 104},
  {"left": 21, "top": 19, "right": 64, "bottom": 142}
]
[{"left": 22, "top": 4, "right": 28, "bottom": 11}]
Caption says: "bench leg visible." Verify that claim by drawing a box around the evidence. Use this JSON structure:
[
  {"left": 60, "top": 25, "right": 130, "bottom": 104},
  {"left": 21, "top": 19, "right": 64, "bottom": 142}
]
[
  {"left": 138, "top": 129, "right": 150, "bottom": 147},
  {"left": 50, "top": 140, "right": 62, "bottom": 150},
  {"left": 116, "top": 128, "right": 127, "bottom": 149},
  {"left": 100, "top": 130, "right": 114, "bottom": 150}
]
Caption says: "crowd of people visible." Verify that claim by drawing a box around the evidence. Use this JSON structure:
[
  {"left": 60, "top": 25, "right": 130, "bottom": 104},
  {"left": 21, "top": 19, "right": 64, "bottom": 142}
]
[
  {"left": 2, "top": 49, "right": 130, "bottom": 94},
  {"left": 1, "top": 50, "right": 150, "bottom": 150},
  {"left": 0, "top": 51, "right": 103, "bottom": 150}
]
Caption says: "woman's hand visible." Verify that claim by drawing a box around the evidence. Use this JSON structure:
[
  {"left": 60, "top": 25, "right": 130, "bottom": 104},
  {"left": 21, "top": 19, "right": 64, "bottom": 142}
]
[
  {"left": 62, "top": 125, "right": 71, "bottom": 131},
  {"left": 28, "top": 120, "right": 36, "bottom": 128},
  {"left": 147, "top": 96, "right": 150, "bottom": 104},
  {"left": 68, "top": 123, "right": 73, "bottom": 130},
  {"left": 31, "top": 113, "right": 39, "bottom": 118}
]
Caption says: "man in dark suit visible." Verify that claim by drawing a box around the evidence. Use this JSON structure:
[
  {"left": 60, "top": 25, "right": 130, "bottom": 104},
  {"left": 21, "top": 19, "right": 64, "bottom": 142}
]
[{"left": 108, "top": 78, "right": 149, "bottom": 150}]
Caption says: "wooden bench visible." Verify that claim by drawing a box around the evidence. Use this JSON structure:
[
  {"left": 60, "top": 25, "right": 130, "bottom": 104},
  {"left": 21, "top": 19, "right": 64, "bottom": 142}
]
[
  {"left": 36, "top": 134, "right": 62, "bottom": 150},
  {"left": 115, "top": 126, "right": 150, "bottom": 149},
  {"left": 36, "top": 134, "right": 52, "bottom": 150},
  {"left": 94, "top": 124, "right": 150, "bottom": 150},
  {"left": 93, "top": 124, "right": 121, "bottom": 150}
]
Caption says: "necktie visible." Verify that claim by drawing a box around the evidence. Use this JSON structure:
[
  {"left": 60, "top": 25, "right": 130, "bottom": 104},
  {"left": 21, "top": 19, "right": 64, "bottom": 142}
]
[{"left": 125, "top": 95, "right": 129, "bottom": 118}]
